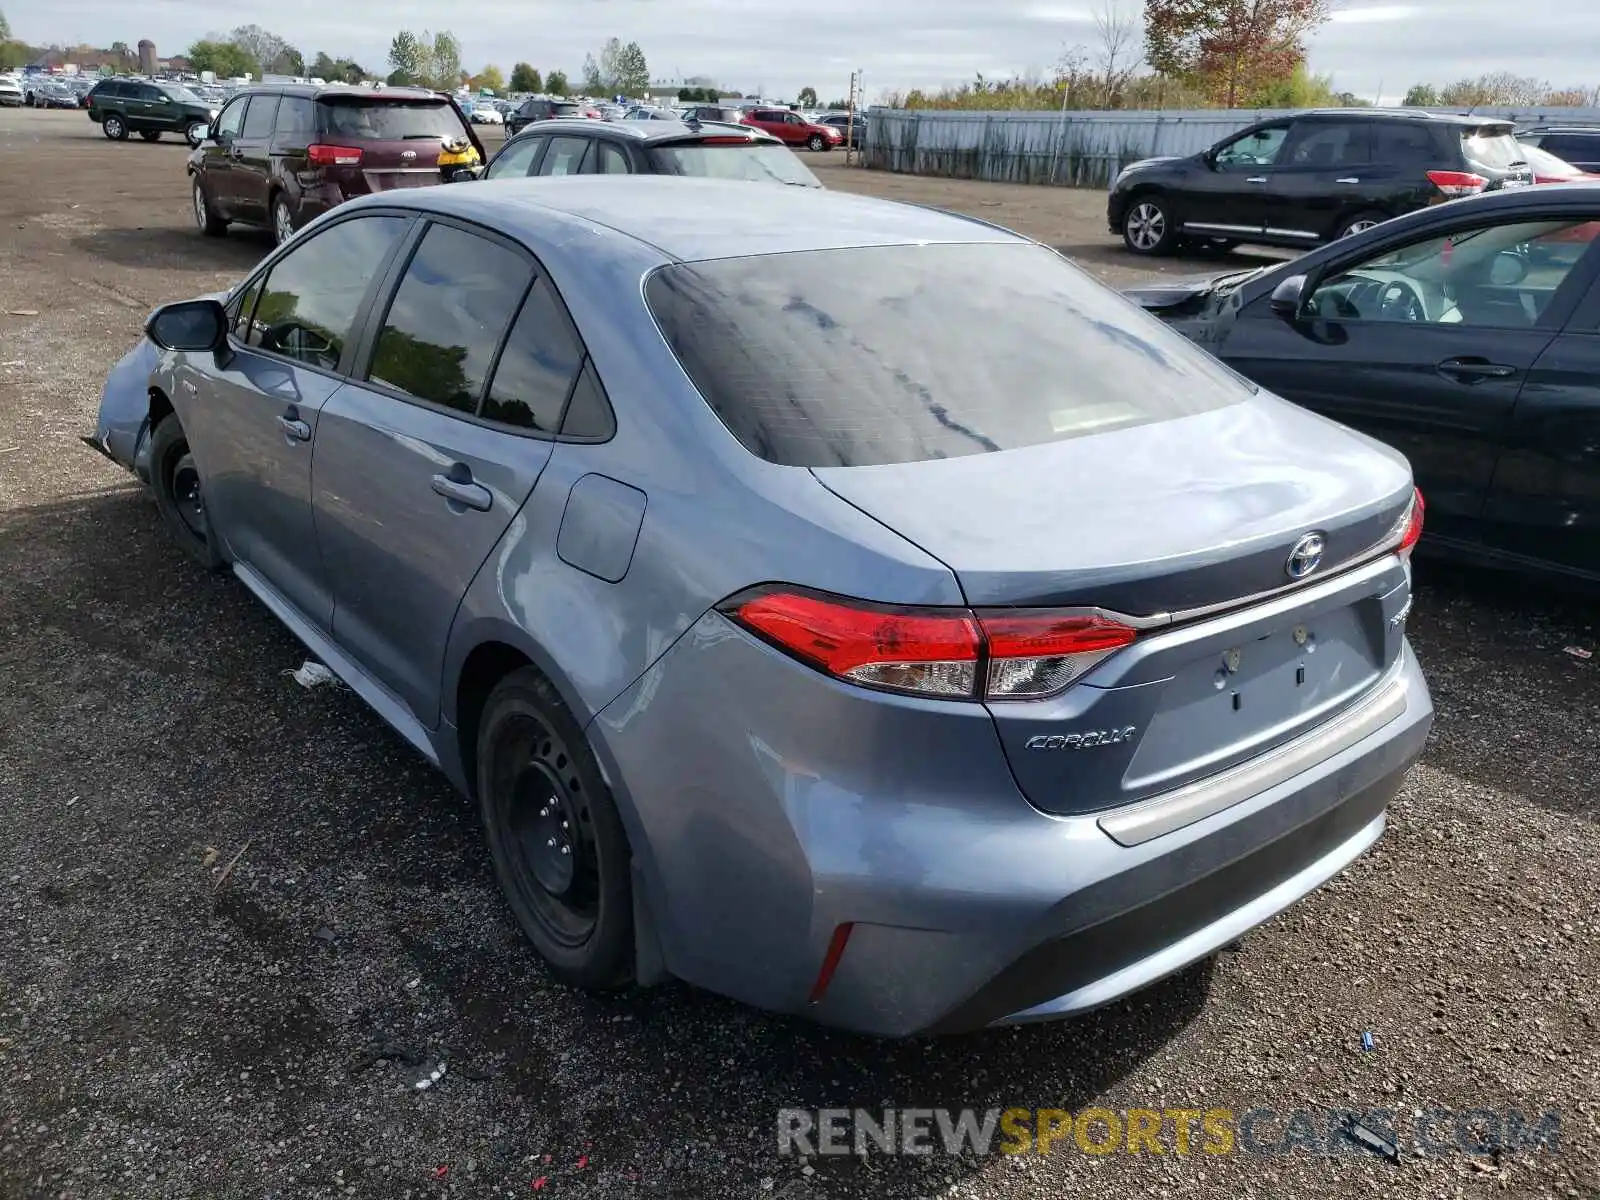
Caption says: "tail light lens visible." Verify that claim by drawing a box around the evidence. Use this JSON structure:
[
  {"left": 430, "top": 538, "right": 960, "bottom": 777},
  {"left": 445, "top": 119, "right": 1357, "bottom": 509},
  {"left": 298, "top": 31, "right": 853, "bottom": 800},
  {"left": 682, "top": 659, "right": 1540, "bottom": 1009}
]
[
  {"left": 1395, "top": 487, "right": 1425, "bottom": 559},
  {"left": 720, "top": 586, "right": 1137, "bottom": 701},
  {"left": 307, "top": 143, "right": 364, "bottom": 166},
  {"left": 1426, "top": 169, "right": 1487, "bottom": 198}
]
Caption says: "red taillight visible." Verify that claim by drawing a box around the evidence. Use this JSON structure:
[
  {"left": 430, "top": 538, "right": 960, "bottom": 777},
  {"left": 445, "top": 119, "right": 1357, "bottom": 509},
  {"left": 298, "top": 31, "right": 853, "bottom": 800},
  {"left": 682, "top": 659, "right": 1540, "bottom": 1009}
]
[
  {"left": 1426, "top": 169, "right": 1487, "bottom": 198},
  {"left": 720, "top": 586, "right": 1137, "bottom": 701},
  {"left": 1396, "top": 487, "right": 1425, "bottom": 559},
  {"left": 697, "top": 136, "right": 754, "bottom": 144},
  {"left": 307, "top": 143, "right": 364, "bottom": 166}
]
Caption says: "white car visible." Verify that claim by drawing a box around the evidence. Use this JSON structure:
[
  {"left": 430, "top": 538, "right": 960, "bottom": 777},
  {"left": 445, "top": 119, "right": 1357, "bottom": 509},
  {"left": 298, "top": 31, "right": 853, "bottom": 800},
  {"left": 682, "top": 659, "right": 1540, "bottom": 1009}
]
[
  {"left": 469, "top": 104, "right": 504, "bottom": 125},
  {"left": 0, "top": 78, "right": 24, "bottom": 108}
]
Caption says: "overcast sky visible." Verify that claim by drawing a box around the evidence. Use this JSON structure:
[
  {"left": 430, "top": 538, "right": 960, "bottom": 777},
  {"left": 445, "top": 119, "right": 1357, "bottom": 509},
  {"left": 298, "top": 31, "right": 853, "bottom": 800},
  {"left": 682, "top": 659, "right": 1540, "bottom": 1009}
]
[{"left": 3, "top": 1, "right": 1584, "bottom": 104}]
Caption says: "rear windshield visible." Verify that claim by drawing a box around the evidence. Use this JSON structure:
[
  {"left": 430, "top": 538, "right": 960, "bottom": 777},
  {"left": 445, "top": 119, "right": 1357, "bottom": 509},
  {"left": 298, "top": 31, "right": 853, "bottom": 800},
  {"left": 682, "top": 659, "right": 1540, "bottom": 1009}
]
[
  {"left": 318, "top": 98, "right": 467, "bottom": 140},
  {"left": 1462, "top": 127, "right": 1525, "bottom": 169},
  {"left": 647, "top": 142, "right": 821, "bottom": 187},
  {"left": 645, "top": 243, "right": 1250, "bottom": 467},
  {"left": 550, "top": 102, "right": 580, "bottom": 117}
]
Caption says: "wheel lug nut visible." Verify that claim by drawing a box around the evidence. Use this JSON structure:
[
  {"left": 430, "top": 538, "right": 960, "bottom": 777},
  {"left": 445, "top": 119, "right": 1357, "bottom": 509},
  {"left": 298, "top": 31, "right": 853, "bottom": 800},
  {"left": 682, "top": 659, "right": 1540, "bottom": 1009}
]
[
  {"left": 546, "top": 838, "right": 557, "bottom": 847},
  {"left": 560, "top": 846, "right": 570, "bottom": 855}
]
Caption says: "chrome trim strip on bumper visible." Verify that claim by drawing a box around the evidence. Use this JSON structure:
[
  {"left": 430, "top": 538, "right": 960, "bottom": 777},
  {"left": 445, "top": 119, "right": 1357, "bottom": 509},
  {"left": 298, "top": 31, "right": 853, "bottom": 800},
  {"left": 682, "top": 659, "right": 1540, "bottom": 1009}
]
[
  {"left": 1097, "top": 653, "right": 1409, "bottom": 848},
  {"left": 996, "top": 811, "right": 1386, "bottom": 1023}
]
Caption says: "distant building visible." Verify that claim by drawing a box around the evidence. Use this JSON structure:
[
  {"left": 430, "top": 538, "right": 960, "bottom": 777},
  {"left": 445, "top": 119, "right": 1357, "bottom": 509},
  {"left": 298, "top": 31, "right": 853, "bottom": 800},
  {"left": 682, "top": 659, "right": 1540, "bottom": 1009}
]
[
  {"left": 137, "top": 39, "right": 156, "bottom": 74},
  {"left": 645, "top": 76, "right": 720, "bottom": 102},
  {"left": 31, "top": 43, "right": 136, "bottom": 74}
]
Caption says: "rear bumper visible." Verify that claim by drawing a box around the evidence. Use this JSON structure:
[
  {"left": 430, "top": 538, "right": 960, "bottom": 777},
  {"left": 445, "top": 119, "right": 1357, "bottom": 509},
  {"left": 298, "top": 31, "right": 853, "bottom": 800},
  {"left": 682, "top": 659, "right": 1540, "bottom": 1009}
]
[{"left": 592, "top": 613, "right": 1432, "bottom": 1037}]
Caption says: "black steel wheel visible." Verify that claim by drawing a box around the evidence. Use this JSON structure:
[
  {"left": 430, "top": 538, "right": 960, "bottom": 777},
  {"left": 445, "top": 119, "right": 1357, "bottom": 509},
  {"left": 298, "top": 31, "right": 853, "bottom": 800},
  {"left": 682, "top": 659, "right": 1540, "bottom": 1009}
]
[
  {"left": 150, "top": 414, "right": 224, "bottom": 571},
  {"left": 478, "top": 667, "right": 634, "bottom": 988}
]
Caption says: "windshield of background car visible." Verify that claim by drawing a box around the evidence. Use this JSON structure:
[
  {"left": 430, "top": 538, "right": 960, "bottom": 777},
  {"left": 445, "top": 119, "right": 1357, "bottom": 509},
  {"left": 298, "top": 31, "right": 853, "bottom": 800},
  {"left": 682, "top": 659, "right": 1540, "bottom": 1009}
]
[
  {"left": 647, "top": 142, "right": 821, "bottom": 187},
  {"left": 1462, "top": 127, "right": 1525, "bottom": 169},
  {"left": 645, "top": 242, "right": 1252, "bottom": 467},
  {"left": 158, "top": 84, "right": 204, "bottom": 104},
  {"left": 318, "top": 98, "right": 467, "bottom": 140}
]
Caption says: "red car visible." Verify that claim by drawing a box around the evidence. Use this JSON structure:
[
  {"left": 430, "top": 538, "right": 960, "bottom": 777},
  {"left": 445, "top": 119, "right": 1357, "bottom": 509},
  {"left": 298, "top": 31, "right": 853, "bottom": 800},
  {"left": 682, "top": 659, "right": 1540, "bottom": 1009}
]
[{"left": 740, "top": 107, "right": 843, "bottom": 152}]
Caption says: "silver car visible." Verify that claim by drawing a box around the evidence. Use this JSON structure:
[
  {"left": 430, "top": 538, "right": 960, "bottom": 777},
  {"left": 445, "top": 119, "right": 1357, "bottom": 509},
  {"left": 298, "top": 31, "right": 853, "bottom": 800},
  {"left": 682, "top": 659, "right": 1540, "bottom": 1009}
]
[{"left": 92, "top": 177, "right": 1433, "bottom": 1035}]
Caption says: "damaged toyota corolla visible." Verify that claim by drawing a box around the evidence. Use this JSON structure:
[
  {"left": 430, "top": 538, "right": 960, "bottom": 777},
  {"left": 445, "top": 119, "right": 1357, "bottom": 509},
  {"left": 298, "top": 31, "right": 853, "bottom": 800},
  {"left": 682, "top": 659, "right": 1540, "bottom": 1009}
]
[{"left": 86, "top": 177, "right": 1432, "bottom": 1036}]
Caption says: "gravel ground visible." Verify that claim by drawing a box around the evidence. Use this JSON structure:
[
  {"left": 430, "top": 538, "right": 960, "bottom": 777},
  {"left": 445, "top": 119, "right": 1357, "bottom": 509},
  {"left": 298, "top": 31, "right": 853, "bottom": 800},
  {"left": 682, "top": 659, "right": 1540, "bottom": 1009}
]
[{"left": 1, "top": 107, "right": 1596, "bottom": 1200}]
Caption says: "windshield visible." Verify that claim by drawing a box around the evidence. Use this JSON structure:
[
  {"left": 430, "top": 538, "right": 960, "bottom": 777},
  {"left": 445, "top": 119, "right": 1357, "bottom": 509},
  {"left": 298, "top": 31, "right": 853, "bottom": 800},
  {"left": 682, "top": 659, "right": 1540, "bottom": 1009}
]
[
  {"left": 318, "top": 98, "right": 468, "bottom": 140},
  {"left": 648, "top": 142, "right": 821, "bottom": 187},
  {"left": 1462, "top": 127, "right": 1525, "bottom": 170},
  {"left": 158, "top": 84, "right": 204, "bottom": 103},
  {"left": 644, "top": 242, "right": 1250, "bottom": 467}
]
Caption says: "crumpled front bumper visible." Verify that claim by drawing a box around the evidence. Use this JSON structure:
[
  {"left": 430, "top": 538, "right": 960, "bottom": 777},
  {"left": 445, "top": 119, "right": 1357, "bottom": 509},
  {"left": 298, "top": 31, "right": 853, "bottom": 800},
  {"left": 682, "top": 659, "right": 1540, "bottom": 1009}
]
[{"left": 86, "top": 337, "right": 159, "bottom": 482}]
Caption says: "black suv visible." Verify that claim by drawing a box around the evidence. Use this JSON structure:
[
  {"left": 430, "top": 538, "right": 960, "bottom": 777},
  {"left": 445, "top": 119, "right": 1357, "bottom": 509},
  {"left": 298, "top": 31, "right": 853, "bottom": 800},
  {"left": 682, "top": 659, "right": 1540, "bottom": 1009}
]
[
  {"left": 505, "top": 98, "right": 584, "bottom": 137},
  {"left": 87, "top": 78, "right": 218, "bottom": 147},
  {"left": 1108, "top": 109, "right": 1535, "bottom": 256},
  {"left": 1517, "top": 127, "right": 1600, "bottom": 174}
]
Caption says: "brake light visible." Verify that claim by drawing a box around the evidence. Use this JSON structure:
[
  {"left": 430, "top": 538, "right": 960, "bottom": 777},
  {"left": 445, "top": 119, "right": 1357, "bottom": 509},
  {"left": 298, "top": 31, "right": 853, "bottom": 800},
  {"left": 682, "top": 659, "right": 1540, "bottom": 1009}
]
[
  {"left": 720, "top": 586, "right": 1137, "bottom": 701},
  {"left": 1426, "top": 169, "right": 1487, "bottom": 197},
  {"left": 307, "top": 143, "right": 363, "bottom": 166},
  {"left": 1396, "top": 487, "right": 1425, "bottom": 559},
  {"left": 698, "top": 136, "right": 753, "bottom": 144}
]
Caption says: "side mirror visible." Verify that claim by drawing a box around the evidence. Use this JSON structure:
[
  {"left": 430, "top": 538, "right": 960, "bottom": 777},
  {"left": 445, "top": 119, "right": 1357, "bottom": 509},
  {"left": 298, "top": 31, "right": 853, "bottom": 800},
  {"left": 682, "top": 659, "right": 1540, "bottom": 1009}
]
[
  {"left": 1269, "top": 274, "right": 1308, "bottom": 320},
  {"left": 146, "top": 299, "right": 227, "bottom": 353}
]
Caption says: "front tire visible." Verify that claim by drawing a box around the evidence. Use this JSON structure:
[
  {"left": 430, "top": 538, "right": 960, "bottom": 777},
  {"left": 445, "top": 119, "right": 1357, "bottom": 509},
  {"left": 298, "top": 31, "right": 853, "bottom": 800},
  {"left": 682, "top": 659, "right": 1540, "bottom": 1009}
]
[
  {"left": 477, "top": 668, "right": 634, "bottom": 989},
  {"left": 102, "top": 113, "right": 128, "bottom": 141},
  {"left": 1122, "top": 195, "right": 1179, "bottom": 255},
  {"left": 150, "top": 414, "right": 224, "bottom": 571},
  {"left": 807, "top": 133, "right": 826, "bottom": 152}
]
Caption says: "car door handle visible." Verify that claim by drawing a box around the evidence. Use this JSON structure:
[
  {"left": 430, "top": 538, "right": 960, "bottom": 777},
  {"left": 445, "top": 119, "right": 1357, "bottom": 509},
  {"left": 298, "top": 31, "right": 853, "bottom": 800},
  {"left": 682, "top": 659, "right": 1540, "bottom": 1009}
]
[
  {"left": 431, "top": 472, "right": 492, "bottom": 512},
  {"left": 1245, "top": 176, "right": 1267, "bottom": 183},
  {"left": 1436, "top": 358, "right": 1517, "bottom": 381},
  {"left": 1335, "top": 176, "right": 1360, "bottom": 183},
  {"left": 277, "top": 412, "right": 312, "bottom": 441}
]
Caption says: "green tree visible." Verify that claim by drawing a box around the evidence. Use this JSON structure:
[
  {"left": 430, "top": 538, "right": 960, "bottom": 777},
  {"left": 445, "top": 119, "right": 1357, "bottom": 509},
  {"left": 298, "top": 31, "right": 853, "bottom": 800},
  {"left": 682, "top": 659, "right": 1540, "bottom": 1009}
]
[
  {"left": 676, "top": 86, "right": 693, "bottom": 101},
  {"left": 545, "top": 69, "right": 569, "bottom": 96},
  {"left": 311, "top": 50, "right": 339, "bottom": 80},
  {"left": 387, "top": 30, "right": 425, "bottom": 82},
  {"left": 188, "top": 39, "right": 260, "bottom": 80},
  {"left": 614, "top": 40, "right": 649, "bottom": 93},
  {"left": 509, "top": 62, "right": 540, "bottom": 92},
  {"left": 475, "top": 64, "right": 505, "bottom": 92},
  {"left": 0, "top": 41, "right": 25, "bottom": 70},
  {"left": 425, "top": 31, "right": 462, "bottom": 91},
  {"left": 797, "top": 86, "right": 818, "bottom": 107}
]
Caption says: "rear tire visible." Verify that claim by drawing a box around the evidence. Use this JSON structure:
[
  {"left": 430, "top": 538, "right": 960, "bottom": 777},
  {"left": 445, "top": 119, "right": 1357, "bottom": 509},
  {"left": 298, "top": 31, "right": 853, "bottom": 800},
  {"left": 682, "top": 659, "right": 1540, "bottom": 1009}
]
[
  {"left": 271, "top": 194, "right": 296, "bottom": 246},
  {"left": 1336, "top": 210, "right": 1387, "bottom": 239},
  {"left": 150, "top": 414, "right": 225, "bottom": 572},
  {"left": 1122, "top": 194, "right": 1179, "bottom": 256},
  {"left": 477, "top": 667, "right": 634, "bottom": 990},
  {"left": 193, "top": 178, "right": 227, "bottom": 237},
  {"left": 102, "top": 113, "right": 128, "bottom": 141},
  {"left": 139, "top": 129, "right": 161, "bottom": 142}
]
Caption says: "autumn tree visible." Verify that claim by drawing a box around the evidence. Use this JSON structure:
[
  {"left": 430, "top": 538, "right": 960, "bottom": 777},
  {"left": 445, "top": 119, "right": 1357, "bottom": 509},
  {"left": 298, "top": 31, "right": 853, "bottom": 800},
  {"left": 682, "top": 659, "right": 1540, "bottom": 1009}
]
[
  {"left": 1146, "top": 0, "right": 1329, "bottom": 107},
  {"left": 230, "top": 25, "right": 300, "bottom": 75},
  {"left": 475, "top": 64, "right": 505, "bottom": 92},
  {"left": 545, "top": 69, "right": 569, "bottom": 96},
  {"left": 1438, "top": 72, "right": 1549, "bottom": 107},
  {"left": 510, "top": 62, "right": 540, "bottom": 92},
  {"left": 187, "top": 39, "right": 260, "bottom": 80}
]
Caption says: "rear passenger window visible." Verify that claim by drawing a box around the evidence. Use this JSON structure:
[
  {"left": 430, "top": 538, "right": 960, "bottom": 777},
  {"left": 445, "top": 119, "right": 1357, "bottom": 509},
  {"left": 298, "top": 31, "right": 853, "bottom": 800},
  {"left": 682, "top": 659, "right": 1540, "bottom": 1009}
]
[
  {"left": 242, "top": 95, "right": 279, "bottom": 138},
  {"left": 538, "top": 136, "right": 589, "bottom": 176},
  {"left": 558, "top": 360, "right": 616, "bottom": 440},
  {"left": 481, "top": 277, "right": 585, "bottom": 431},
  {"left": 276, "top": 97, "right": 314, "bottom": 138},
  {"left": 248, "top": 215, "right": 409, "bottom": 370},
  {"left": 595, "top": 143, "right": 631, "bottom": 174},
  {"left": 368, "top": 224, "right": 532, "bottom": 415}
]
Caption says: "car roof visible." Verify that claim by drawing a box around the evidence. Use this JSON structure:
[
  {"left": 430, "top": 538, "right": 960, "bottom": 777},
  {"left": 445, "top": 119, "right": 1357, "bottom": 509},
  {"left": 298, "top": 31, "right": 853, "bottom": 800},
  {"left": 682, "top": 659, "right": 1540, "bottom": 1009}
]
[
  {"left": 507, "top": 118, "right": 777, "bottom": 145},
  {"left": 232, "top": 82, "right": 444, "bottom": 102},
  {"left": 361, "top": 175, "right": 1029, "bottom": 263},
  {"left": 1289, "top": 108, "right": 1515, "bottom": 127}
]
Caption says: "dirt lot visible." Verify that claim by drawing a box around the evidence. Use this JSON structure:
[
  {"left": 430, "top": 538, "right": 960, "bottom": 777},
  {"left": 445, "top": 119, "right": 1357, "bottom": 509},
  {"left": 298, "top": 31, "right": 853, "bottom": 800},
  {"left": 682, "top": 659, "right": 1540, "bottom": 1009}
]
[{"left": 1, "top": 106, "right": 1596, "bottom": 1200}]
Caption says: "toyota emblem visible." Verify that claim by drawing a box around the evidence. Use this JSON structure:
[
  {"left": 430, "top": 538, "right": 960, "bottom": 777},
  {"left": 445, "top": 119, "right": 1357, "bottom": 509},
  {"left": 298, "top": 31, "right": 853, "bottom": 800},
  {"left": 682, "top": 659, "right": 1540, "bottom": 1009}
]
[{"left": 1285, "top": 532, "right": 1326, "bottom": 580}]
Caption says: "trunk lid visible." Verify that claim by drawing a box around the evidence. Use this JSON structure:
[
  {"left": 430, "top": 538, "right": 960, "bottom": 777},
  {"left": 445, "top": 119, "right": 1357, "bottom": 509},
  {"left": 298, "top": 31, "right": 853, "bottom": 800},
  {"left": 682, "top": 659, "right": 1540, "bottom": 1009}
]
[
  {"left": 316, "top": 94, "right": 480, "bottom": 197},
  {"left": 813, "top": 398, "right": 1416, "bottom": 817}
]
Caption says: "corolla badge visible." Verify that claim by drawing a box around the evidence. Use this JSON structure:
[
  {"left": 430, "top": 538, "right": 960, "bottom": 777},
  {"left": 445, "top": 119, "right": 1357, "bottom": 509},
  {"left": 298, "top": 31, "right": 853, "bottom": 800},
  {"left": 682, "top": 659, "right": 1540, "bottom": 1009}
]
[
  {"left": 1025, "top": 726, "right": 1137, "bottom": 751},
  {"left": 1285, "top": 531, "right": 1326, "bottom": 580}
]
